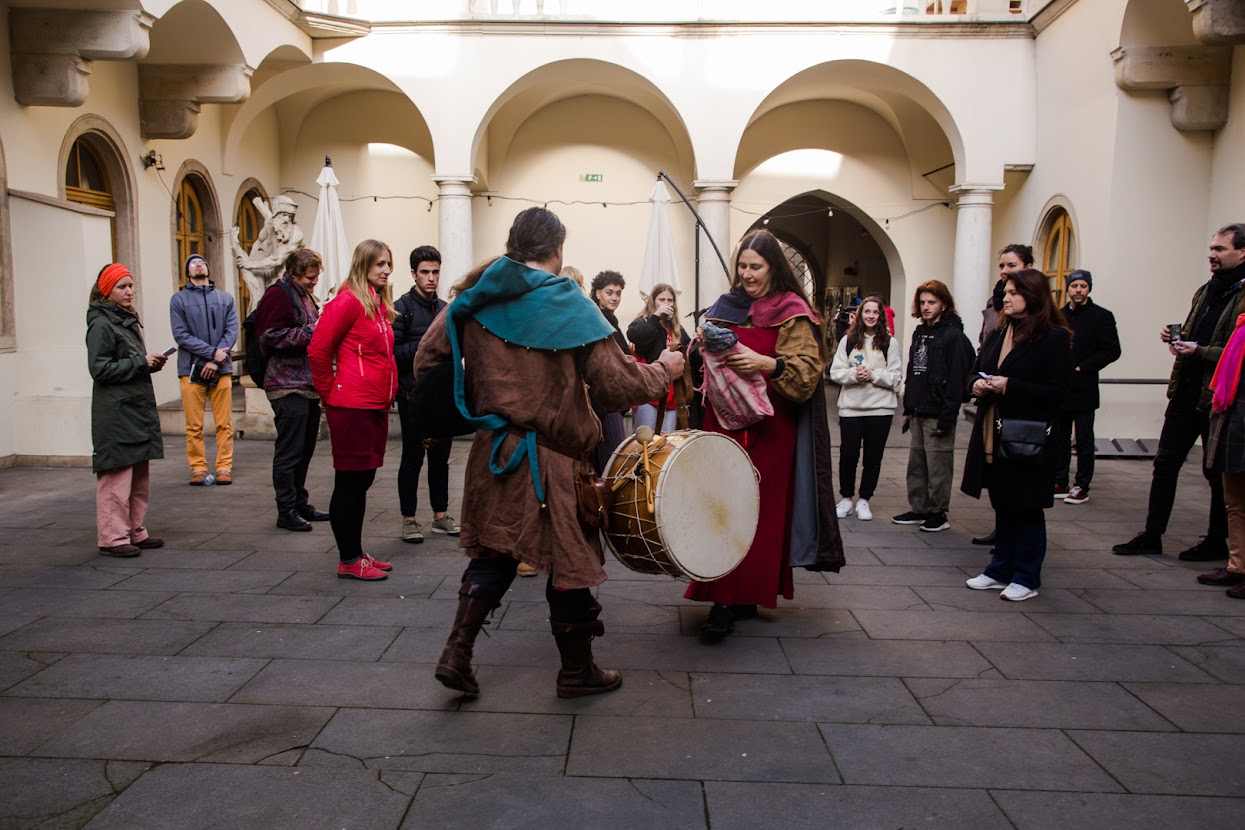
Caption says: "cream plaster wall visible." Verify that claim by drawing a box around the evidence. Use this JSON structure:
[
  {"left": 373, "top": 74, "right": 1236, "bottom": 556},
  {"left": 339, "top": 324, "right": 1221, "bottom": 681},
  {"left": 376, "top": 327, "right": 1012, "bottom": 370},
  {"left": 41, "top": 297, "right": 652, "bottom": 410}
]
[
  {"left": 473, "top": 95, "right": 696, "bottom": 325},
  {"left": 1207, "top": 47, "right": 1245, "bottom": 228}
]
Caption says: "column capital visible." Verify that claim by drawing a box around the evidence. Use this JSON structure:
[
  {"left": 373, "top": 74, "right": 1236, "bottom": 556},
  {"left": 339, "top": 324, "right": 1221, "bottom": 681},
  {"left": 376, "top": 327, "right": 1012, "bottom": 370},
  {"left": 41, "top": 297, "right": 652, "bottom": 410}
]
[
  {"left": 693, "top": 179, "right": 738, "bottom": 193},
  {"left": 948, "top": 184, "right": 1003, "bottom": 196},
  {"left": 432, "top": 175, "right": 477, "bottom": 187}
]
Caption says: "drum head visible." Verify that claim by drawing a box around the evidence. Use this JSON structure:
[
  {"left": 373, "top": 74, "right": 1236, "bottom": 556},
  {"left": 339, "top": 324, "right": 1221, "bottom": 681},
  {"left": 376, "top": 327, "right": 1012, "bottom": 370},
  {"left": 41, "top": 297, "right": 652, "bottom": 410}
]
[{"left": 655, "top": 432, "right": 758, "bottom": 581}]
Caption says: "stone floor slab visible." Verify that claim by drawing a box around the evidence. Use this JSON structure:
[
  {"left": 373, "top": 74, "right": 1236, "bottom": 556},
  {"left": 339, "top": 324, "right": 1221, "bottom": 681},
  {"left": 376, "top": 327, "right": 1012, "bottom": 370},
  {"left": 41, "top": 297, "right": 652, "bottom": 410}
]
[
  {"left": 317, "top": 596, "right": 459, "bottom": 627},
  {"left": 815, "top": 564, "right": 972, "bottom": 586},
  {"left": 905, "top": 677, "right": 1174, "bottom": 730},
  {"left": 500, "top": 598, "right": 681, "bottom": 635},
  {"left": 83, "top": 763, "right": 410, "bottom": 830},
  {"left": 1030, "top": 613, "right": 1240, "bottom": 645},
  {"left": 704, "top": 782, "right": 1012, "bottom": 830},
  {"left": 0, "top": 617, "right": 214, "bottom": 655},
  {"left": 404, "top": 774, "right": 706, "bottom": 830},
  {"left": 181, "top": 622, "right": 400, "bottom": 660},
  {"left": 0, "top": 587, "right": 176, "bottom": 620},
  {"left": 33, "top": 699, "right": 332, "bottom": 764},
  {"left": 1079, "top": 588, "right": 1245, "bottom": 616},
  {"left": 231, "top": 658, "right": 459, "bottom": 710},
  {"left": 309, "top": 709, "right": 570, "bottom": 773},
  {"left": 913, "top": 585, "right": 1102, "bottom": 614},
  {"left": 1168, "top": 645, "right": 1245, "bottom": 682},
  {"left": 783, "top": 638, "right": 995, "bottom": 678},
  {"left": 5, "top": 654, "right": 268, "bottom": 702},
  {"left": 0, "top": 757, "right": 123, "bottom": 829},
  {"left": 853, "top": 609, "right": 1056, "bottom": 641},
  {"left": 993, "top": 790, "right": 1245, "bottom": 830},
  {"left": 974, "top": 642, "right": 1217, "bottom": 682},
  {"left": 692, "top": 673, "right": 930, "bottom": 724},
  {"left": 460, "top": 666, "right": 694, "bottom": 717},
  {"left": 0, "top": 565, "right": 141, "bottom": 590},
  {"left": 109, "top": 568, "right": 294, "bottom": 594},
  {"left": 678, "top": 606, "right": 862, "bottom": 638},
  {"left": 822, "top": 724, "right": 1122, "bottom": 791},
  {"left": 569, "top": 714, "right": 838, "bottom": 783},
  {"left": 142, "top": 593, "right": 340, "bottom": 624},
  {"left": 0, "top": 697, "right": 104, "bottom": 755},
  {"left": 266, "top": 570, "right": 444, "bottom": 597},
  {"left": 0, "top": 651, "right": 61, "bottom": 691},
  {"left": 1069, "top": 730, "right": 1245, "bottom": 796},
  {"left": 1123, "top": 682, "right": 1245, "bottom": 733}
]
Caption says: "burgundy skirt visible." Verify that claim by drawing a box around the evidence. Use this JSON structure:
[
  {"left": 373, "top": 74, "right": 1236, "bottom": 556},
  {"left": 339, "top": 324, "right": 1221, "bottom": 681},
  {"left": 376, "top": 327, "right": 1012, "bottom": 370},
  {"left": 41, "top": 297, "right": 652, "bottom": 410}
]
[{"left": 325, "top": 406, "right": 388, "bottom": 471}]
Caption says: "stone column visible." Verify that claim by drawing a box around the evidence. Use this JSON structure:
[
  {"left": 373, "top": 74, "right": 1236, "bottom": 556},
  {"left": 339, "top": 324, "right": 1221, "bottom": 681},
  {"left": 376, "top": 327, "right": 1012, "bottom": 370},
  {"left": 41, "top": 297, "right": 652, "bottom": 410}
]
[
  {"left": 949, "top": 186, "right": 998, "bottom": 327},
  {"left": 433, "top": 175, "right": 475, "bottom": 299},
  {"left": 692, "top": 180, "right": 737, "bottom": 313}
]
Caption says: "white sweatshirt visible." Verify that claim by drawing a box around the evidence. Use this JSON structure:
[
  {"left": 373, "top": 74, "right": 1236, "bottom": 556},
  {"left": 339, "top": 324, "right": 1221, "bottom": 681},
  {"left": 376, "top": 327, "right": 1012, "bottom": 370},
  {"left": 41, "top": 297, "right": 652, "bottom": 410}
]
[{"left": 829, "top": 333, "right": 902, "bottom": 417}]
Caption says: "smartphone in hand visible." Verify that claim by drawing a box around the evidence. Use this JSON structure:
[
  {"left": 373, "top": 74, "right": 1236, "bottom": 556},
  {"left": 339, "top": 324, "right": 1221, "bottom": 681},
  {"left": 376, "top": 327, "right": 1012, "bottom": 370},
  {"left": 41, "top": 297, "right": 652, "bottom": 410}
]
[
  {"left": 163, "top": 347, "right": 177, "bottom": 356},
  {"left": 977, "top": 371, "right": 993, "bottom": 380}
]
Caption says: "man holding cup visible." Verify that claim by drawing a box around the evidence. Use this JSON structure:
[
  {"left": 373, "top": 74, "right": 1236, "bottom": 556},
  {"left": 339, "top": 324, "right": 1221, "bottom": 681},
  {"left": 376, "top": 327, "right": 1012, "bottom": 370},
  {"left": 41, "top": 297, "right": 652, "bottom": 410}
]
[{"left": 1114, "top": 225, "right": 1245, "bottom": 560}]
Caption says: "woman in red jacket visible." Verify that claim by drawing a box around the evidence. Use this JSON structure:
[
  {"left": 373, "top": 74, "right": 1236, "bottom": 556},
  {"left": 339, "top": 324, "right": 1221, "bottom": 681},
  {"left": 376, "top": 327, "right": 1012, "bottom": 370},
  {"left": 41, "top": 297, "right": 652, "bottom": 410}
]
[{"left": 309, "top": 239, "right": 398, "bottom": 580}]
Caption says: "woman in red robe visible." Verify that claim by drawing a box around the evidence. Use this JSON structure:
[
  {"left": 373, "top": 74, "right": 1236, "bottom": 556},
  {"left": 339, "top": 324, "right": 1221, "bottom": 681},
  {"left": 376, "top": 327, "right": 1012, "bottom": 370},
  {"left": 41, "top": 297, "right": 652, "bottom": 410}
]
[{"left": 686, "top": 229, "right": 844, "bottom": 642}]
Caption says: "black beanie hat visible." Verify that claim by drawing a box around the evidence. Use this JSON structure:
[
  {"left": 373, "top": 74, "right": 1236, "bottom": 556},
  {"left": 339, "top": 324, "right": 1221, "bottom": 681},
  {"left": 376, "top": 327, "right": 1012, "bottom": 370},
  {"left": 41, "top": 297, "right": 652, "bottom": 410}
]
[
  {"left": 184, "top": 254, "right": 208, "bottom": 277},
  {"left": 1067, "top": 269, "right": 1091, "bottom": 291}
]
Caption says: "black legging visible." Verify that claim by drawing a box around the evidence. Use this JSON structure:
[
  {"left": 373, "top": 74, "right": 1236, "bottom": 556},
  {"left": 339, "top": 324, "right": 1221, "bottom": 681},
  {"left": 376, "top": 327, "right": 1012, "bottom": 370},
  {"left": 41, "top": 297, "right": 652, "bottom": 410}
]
[
  {"left": 463, "top": 555, "right": 600, "bottom": 623},
  {"left": 839, "top": 414, "right": 893, "bottom": 500},
  {"left": 330, "top": 468, "right": 376, "bottom": 563}
]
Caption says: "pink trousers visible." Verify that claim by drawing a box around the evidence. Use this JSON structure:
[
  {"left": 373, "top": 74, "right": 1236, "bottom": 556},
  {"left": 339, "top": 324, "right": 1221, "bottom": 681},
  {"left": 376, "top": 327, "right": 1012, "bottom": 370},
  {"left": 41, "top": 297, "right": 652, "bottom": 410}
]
[{"left": 96, "top": 462, "right": 151, "bottom": 548}]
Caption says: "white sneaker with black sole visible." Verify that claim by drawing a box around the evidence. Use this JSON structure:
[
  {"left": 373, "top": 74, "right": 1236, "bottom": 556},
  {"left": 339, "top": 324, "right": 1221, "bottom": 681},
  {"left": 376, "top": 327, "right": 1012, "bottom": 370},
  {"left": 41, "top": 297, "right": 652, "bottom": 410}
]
[{"left": 891, "top": 511, "right": 926, "bottom": 525}]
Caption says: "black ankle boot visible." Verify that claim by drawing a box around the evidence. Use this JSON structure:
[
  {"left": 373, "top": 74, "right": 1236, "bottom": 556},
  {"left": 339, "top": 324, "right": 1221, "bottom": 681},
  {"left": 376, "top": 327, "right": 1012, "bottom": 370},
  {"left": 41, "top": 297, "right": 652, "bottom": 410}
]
[{"left": 699, "top": 604, "right": 734, "bottom": 644}]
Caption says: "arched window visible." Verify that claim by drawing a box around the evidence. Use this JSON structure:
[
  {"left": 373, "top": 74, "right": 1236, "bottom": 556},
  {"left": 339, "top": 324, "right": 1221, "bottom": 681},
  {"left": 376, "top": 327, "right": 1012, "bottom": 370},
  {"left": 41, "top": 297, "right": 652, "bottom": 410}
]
[
  {"left": 235, "top": 190, "right": 264, "bottom": 312},
  {"left": 780, "top": 240, "right": 815, "bottom": 301},
  {"left": 65, "top": 137, "right": 116, "bottom": 260},
  {"left": 175, "top": 177, "right": 206, "bottom": 289},
  {"left": 1042, "top": 208, "right": 1076, "bottom": 306}
]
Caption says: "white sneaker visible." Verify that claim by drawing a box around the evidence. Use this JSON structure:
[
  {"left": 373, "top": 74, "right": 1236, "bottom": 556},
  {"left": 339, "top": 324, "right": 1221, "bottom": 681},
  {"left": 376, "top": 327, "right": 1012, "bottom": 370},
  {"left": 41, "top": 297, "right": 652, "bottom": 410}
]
[
  {"left": 855, "top": 500, "right": 873, "bottom": 521},
  {"left": 835, "top": 498, "right": 854, "bottom": 519},
  {"left": 965, "top": 573, "right": 1007, "bottom": 590},
  {"left": 1000, "top": 582, "right": 1039, "bottom": 602}
]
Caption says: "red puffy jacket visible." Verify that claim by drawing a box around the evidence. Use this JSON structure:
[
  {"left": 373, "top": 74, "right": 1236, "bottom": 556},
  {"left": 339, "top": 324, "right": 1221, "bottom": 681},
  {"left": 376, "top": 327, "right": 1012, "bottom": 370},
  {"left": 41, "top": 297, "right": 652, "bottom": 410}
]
[{"left": 308, "top": 288, "right": 396, "bottom": 410}]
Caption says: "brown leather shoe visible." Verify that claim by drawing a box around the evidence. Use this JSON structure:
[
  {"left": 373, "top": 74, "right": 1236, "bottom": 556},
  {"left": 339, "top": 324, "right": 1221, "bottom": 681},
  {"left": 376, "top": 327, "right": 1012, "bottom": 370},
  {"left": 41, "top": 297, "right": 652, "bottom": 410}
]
[
  {"left": 215, "top": 470, "right": 232, "bottom": 485},
  {"left": 188, "top": 472, "right": 207, "bottom": 486},
  {"left": 551, "top": 619, "right": 622, "bottom": 698},
  {"left": 1198, "top": 568, "right": 1245, "bottom": 586},
  {"left": 99, "top": 544, "right": 141, "bottom": 557},
  {"left": 1227, "top": 583, "right": 1245, "bottom": 600},
  {"left": 134, "top": 537, "right": 164, "bottom": 550},
  {"left": 435, "top": 583, "right": 502, "bottom": 697}
]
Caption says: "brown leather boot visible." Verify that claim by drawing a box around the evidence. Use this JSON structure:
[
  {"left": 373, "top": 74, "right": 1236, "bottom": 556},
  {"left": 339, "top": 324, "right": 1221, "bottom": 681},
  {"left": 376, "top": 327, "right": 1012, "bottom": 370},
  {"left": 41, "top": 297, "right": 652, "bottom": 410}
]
[
  {"left": 434, "top": 582, "right": 501, "bottom": 697},
  {"left": 550, "top": 619, "right": 622, "bottom": 698}
]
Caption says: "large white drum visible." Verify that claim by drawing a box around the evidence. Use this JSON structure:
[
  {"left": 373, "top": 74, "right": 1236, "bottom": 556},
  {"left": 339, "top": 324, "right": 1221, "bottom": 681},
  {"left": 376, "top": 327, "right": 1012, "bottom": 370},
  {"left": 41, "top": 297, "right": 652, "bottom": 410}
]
[{"left": 603, "top": 429, "right": 760, "bottom": 580}]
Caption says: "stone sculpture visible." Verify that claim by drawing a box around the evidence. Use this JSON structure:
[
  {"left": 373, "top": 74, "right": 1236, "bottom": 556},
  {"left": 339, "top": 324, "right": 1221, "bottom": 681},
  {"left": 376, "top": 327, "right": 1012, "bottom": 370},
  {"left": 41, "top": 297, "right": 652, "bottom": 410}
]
[{"left": 231, "top": 194, "right": 304, "bottom": 312}]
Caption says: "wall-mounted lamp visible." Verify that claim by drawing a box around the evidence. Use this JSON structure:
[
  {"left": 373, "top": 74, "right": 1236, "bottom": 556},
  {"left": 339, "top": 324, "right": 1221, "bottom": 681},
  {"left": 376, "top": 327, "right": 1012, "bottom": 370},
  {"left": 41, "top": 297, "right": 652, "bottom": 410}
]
[{"left": 141, "top": 150, "right": 164, "bottom": 171}]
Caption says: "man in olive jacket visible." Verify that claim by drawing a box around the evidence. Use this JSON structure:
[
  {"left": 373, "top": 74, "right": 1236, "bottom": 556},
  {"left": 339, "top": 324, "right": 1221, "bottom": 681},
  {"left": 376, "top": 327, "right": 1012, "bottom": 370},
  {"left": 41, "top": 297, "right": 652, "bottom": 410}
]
[
  {"left": 1052, "top": 270, "right": 1121, "bottom": 505},
  {"left": 1115, "top": 225, "right": 1245, "bottom": 561}
]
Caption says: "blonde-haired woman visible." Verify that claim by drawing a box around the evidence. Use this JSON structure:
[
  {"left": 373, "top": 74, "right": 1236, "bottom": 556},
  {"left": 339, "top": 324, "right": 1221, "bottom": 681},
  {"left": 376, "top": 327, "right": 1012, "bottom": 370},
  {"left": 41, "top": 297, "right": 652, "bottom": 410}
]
[
  {"left": 627, "top": 282, "right": 690, "bottom": 432},
  {"left": 309, "top": 239, "right": 398, "bottom": 581}
]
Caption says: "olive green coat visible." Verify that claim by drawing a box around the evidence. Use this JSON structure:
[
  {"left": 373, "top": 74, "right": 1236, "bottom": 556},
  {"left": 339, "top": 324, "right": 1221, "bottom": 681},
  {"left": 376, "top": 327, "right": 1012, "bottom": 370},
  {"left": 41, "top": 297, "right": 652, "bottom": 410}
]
[{"left": 85, "top": 300, "right": 163, "bottom": 473}]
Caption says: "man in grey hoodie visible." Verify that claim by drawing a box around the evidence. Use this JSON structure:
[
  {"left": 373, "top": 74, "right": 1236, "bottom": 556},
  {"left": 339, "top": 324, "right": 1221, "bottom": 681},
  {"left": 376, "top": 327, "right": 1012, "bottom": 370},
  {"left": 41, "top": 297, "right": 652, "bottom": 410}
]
[{"left": 170, "top": 254, "right": 239, "bottom": 486}]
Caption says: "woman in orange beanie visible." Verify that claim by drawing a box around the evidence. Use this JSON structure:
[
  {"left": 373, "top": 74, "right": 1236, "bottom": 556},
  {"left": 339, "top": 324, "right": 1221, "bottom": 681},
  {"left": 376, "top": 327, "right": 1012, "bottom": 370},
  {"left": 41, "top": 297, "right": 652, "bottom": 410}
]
[{"left": 86, "top": 264, "right": 169, "bottom": 556}]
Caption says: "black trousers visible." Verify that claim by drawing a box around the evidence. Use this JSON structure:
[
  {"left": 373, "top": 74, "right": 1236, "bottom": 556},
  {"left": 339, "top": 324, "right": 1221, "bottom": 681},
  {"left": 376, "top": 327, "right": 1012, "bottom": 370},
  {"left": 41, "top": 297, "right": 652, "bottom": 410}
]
[
  {"left": 838, "top": 415, "right": 892, "bottom": 500},
  {"left": 270, "top": 395, "right": 320, "bottom": 513},
  {"left": 985, "top": 507, "right": 1046, "bottom": 590},
  {"left": 396, "top": 396, "right": 451, "bottom": 517},
  {"left": 331, "top": 469, "right": 376, "bottom": 563},
  {"left": 1145, "top": 395, "right": 1227, "bottom": 539},
  {"left": 463, "top": 556, "right": 600, "bottom": 623},
  {"left": 1052, "top": 410, "right": 1096, "bottom": 489}
]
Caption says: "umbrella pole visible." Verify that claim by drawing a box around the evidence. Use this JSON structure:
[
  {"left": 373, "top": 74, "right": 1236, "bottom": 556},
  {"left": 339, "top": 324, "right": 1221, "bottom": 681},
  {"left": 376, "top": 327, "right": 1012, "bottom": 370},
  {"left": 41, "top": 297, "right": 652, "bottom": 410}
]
[{"left": 657, "top": 171, "right": 731, "bottom": 324}]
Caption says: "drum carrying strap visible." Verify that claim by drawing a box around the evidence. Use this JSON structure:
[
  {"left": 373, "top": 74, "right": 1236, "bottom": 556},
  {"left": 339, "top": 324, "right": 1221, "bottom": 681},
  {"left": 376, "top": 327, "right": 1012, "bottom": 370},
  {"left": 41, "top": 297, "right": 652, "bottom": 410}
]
[{"left": 653, "top": 344, "right": 694, "bottom": 434}]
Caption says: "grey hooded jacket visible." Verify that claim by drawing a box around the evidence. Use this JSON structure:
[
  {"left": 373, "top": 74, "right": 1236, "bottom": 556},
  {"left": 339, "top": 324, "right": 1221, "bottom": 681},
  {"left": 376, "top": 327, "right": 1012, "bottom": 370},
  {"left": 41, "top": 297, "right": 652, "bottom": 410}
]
[{"left": 170, "top": 280, "right": 239, "bottom": 377}]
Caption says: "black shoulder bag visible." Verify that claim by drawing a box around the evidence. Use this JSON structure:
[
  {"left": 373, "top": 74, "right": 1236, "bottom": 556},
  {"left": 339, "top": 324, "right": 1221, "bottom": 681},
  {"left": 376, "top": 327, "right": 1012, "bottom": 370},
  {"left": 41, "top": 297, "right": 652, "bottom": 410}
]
[{"left": 994, "top": 418, "right": 1050, "bottom": 464}]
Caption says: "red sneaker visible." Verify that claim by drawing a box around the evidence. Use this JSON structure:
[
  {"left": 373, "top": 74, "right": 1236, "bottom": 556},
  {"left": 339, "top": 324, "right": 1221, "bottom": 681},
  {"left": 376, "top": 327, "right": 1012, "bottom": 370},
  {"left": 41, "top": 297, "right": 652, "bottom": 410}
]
[
  {"left": 337, "top": 558, "right": 388, "bottom": 580},
  {"left": 363, "top": 553, "right": 393, "bottom": 572}
]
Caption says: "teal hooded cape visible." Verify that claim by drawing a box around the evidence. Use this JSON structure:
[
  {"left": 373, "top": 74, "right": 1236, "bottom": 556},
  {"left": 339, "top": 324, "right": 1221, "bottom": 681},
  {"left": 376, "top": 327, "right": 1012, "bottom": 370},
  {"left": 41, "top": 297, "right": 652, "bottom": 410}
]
[{"left": 447, "top": 256, "right": 616, "bottom": 504}]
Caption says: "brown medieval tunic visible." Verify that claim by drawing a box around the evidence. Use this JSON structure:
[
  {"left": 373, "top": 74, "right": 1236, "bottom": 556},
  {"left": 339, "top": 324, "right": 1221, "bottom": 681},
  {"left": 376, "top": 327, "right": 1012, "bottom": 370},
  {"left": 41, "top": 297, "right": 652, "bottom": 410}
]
[{"left": 415, "top": 313, "right": 673, "bottom": 589}]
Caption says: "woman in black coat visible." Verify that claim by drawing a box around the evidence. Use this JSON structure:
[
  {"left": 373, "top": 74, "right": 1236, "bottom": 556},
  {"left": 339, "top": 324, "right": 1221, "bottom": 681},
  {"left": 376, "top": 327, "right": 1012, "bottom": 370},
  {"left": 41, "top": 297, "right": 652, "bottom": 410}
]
[{"left": 961, "top": 269, "right": 1073, "bottom": 601}]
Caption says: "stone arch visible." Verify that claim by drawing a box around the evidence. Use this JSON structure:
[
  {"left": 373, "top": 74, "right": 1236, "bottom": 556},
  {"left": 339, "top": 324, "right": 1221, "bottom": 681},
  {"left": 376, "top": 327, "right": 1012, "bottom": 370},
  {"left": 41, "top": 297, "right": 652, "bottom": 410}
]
[
  {"left": 143, "top": 0, "right": 246, "bottom": 66},
  {"left": 739, "top": 60, "right": 966, "bottom": 192},
  {"left": 56, "top": 115, "right": 140, "bottom": 281},
  {"left": 468, "top": 58, "right": 695, "bottom": 187},
  {"left": 169, "top": 159, "right": 224, "bottom": 292},
  {"left": 1119, "top": 0, "right": 1199, "bottom": 49}
]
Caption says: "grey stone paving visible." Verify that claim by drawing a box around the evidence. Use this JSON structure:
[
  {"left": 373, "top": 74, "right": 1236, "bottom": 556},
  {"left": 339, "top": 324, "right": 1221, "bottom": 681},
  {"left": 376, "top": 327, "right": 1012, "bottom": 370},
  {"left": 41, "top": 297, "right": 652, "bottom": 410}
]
[{"left": 1, "top": 414, "right": 1244, "bottom": 828}]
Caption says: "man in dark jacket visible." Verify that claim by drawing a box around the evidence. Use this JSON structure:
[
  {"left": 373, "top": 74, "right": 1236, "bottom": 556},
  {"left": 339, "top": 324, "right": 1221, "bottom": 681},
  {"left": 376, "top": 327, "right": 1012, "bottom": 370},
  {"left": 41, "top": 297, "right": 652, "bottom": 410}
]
[
  {"left": 1115, "top": 224, "right": 1245, "bottom": 561},
  {"left": 255, "top": 248, "right": 328, "bottom": 532},
  {"left": 395, "top": 245, "right": 455, "bottom": 543},
  {"left": 1052, "top": 270, "right": 1121, "bottom": 504},
  {"left": 170, "top": 255, "right": 239, "bottom": 486},
  {"left": 894, "top": 279, "right": 974, "bottom": 533}
]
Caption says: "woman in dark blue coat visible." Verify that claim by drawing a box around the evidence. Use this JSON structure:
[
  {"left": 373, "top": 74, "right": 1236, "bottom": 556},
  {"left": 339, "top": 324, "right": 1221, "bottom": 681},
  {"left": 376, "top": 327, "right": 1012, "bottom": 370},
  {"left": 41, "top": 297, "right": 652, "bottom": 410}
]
[{"left": 961, "top": 269, "right": 1073, "bottom": 601}]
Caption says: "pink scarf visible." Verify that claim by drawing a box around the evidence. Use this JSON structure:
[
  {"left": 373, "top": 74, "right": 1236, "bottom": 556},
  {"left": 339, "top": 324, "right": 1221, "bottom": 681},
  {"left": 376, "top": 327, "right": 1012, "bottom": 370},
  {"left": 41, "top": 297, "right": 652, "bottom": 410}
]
[{"left": 1210, "top": 313, "right": 1245, "bottom": 413}]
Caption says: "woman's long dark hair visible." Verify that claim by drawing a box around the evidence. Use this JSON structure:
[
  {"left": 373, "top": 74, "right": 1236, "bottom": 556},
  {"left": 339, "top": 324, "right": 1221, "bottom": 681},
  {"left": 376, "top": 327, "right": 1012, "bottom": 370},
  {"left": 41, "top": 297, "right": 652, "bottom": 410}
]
[
  {"left": 844, "top": 296, "right": 890, "bottom": 355},
  {"left": 733, "top": 230, "right": 812, "bottom": 308},
  {"left": 1001, "top": 268, "right": 1071, "bottom": 343}
]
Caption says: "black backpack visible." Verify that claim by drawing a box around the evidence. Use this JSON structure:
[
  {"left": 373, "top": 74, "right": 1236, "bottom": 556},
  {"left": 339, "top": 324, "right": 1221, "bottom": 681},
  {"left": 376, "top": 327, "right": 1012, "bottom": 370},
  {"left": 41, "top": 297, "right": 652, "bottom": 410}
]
[{"left": 243, "top": 280, "right": 300, "bottom": 388}]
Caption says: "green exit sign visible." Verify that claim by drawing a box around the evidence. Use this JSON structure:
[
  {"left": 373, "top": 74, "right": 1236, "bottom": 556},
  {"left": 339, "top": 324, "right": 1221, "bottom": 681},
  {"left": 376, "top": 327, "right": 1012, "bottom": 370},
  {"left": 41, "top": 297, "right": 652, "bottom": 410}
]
[{"left": 581, "top": 173, "right": 604, "bottom": 182}]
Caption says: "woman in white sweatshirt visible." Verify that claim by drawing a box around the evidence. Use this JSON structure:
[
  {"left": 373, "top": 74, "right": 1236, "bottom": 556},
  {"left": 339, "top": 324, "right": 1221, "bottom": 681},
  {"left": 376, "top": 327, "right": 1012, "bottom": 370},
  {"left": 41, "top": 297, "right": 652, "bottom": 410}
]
[{"left": 829, "top": 297, "right": 902, "bottom": 520}]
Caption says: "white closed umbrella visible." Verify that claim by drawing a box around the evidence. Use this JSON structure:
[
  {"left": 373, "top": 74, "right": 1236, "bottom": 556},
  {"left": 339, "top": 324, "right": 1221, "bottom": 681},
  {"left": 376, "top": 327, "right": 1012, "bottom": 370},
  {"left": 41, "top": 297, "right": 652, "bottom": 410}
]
[
  {"left": 309, "top": 156, "right": 350, "bottom": 302},
  {"left": 639, "top": 178, "right": 681, "bottom": 296}
]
